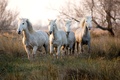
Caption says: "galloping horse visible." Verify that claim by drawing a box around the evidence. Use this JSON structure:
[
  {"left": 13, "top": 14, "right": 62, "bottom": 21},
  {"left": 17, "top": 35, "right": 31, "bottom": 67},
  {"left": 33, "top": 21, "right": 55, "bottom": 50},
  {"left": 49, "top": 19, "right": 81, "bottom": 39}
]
[
  {"left": 64, "top": 20, "right": 76, "bottom": 55},
  {"left": 75, "top": 16, "right": 92, "bottom": 54},
  {"left": 17, "top": 18, "right": 49, "bottom": 59},
  {"left": 48, "top": 19, "right": 67, "bottom": 58}
]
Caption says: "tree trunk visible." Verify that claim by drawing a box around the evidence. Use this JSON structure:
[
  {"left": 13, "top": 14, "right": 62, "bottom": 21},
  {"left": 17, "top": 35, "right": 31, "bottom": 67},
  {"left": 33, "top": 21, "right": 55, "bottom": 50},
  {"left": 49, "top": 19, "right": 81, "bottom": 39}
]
[
  {"left": 92, "top": 19, "right": 115, "bottom": 36},
  {"left": 106, "top": 10, "right": 115, "bottom": 36}
]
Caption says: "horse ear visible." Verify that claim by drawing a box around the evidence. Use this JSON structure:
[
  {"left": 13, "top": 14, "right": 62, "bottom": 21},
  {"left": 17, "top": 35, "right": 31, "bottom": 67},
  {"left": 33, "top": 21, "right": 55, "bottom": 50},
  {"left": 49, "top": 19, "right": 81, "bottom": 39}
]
[
  {"left": 54, "top": 19, "right": 57, "bottom": 22},
  {"left": 26, "top": 19, "right": 30, "bottom": 24},
  {"left": 87, "top": 16, "right": 92, "bottom": 21},
  {"left": 26, "top": 19, "right": 29, "bottom": 22}
]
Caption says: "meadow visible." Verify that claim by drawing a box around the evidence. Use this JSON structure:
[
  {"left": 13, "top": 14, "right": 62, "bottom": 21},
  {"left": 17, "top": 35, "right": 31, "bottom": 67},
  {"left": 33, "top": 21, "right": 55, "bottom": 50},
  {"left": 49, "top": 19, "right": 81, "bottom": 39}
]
[{"left": 0, "top": 31, "right": 120, "bottom": 80}]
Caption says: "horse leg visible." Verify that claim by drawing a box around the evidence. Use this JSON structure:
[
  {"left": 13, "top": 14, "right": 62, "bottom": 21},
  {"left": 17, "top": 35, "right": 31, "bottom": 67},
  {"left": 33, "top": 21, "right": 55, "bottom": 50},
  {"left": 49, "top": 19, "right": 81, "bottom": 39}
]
[
  {"left": 64, "top": 45, "right": 68, "bottom": 56},
  {"left": 76, "top": 42, "right": 79, "bottom": 53},
  {"left": 25, "top": 46, "right": 31, "bottom": 59},
  {"left": 81, "top": 43, "right": 83, "bottom": 53},
  {"left": 88, "top": 42, "right": 91, "bottom": 53},
  {"left": 56, "top": 45, "right": 61, "bottom": 59},
  {"left": 50, "top": 44, "right": 54, "bottom": 55},
  {"left": 54, "top": 47, "right": 57, "bottom": 53},
  {"left": 79, "top": 43, "right": 83, "bottom": 54},
  {"left": 32, "top": 46, "right": 38, "bottom": 59},
  {"left": 63, "top": 45, "right": 68, "bottom": 55},
  {"left": 66, "top": 47, "right": 69, "bottom": 55},
  {"left": 44, "top": 44, "right": 49, "bottom": 54},
  {"left": 69, "top": 45, "right": 73, "bottom": 55},
  {"left": 72, "top": 43, "right": 75, "bottom": 55},
  {"left": 69, "top": 48, "right": 72, "bottom": 55},
  {"left": 61, "top": 45, "right": 67, "bottom": 55}
]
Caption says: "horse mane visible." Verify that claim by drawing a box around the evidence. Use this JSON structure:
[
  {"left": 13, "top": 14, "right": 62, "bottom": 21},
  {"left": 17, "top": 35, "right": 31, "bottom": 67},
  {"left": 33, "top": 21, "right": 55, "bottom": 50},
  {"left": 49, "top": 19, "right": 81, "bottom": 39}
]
[
  {"left": 78, "top": 17, "right": 88, "bottom": 36},
  {"left": 54, "top": 23, "right": 58, "bottom": 31},
  {"left": 80, "top": 18, "right": 86, "bottom": 28},
  {"left": 26, "top": 19, "right": 35, "bottom": 33}
]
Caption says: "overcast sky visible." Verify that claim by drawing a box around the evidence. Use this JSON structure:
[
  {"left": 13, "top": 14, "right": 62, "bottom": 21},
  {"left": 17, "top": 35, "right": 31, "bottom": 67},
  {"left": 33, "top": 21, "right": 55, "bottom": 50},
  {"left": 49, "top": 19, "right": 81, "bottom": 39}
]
[{"left": 8, "top": 0, "right": 67, "bottom": 25}]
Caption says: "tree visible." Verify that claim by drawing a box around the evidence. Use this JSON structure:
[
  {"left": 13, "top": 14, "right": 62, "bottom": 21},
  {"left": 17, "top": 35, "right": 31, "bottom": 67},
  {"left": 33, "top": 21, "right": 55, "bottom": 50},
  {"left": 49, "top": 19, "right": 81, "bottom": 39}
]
[
  {"left": 59, "top": 0, "right": 120, "bottom": 36},
  {"left": 0, "top": 0, "right": 19, "bottom": 31}
]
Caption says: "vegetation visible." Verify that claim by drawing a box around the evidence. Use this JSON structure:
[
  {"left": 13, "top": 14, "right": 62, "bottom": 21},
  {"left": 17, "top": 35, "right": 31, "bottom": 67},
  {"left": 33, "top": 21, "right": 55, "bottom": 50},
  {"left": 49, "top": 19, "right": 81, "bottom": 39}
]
[
  {"left": 0, "top": 0, "right": 18, "bottom": 32},
  {"left": 0, "top": 33, "right": 120, "bottom": 80}
]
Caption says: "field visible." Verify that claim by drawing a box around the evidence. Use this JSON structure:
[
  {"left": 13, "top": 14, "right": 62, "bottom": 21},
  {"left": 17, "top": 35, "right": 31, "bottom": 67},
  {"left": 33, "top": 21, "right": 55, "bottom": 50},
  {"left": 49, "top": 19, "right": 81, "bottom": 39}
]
[{"left": 0, "top": 32, "right": 120, "bottom": 80}]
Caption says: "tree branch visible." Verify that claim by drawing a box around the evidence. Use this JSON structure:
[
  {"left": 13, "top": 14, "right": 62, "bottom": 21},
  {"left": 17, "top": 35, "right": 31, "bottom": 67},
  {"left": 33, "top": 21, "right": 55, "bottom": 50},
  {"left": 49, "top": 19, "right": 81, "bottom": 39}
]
[
  {"left": 59, "top": 11, "right": 80, "bottom": 22},
  {"left": 92, "top": 19, "right": 108, "bottom": 30}
]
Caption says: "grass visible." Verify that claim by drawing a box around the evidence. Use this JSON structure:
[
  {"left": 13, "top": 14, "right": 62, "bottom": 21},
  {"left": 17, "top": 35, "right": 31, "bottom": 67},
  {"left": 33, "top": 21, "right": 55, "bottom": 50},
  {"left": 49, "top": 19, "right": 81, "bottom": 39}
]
[
  {"left": 0, "top": 33, "right": 25, "bottom": 57},
  {"left": 0, "top": 32, "right": 120, "bottom": 80},
  {"left": 90, "top": 36, "right": 120, "bottom": 59},
  {"left": 0, "top": 54, "right": 120, "bottom": 80}
]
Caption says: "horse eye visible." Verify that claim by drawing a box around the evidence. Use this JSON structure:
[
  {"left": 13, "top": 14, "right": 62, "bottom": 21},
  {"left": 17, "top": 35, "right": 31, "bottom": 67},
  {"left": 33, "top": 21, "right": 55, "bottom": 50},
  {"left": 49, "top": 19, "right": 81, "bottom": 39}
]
[{"left": 22, "top": 23, "right": 24, "bottom": 25}]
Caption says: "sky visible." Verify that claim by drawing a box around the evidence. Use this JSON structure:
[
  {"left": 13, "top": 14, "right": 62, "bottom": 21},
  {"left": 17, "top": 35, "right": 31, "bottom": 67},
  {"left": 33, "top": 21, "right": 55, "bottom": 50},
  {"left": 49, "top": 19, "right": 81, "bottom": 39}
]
[{"left": 8, "top": 0, "right": 67, "bottom": 25}]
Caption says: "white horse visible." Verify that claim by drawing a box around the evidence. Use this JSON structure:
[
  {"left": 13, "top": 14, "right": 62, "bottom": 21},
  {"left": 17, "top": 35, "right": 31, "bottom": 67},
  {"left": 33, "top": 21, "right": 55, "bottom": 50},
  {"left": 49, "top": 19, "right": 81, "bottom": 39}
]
[
  {"left": 75, "top": 16, "right": 92, "bottom": 53},
  {"left": 64, "top": 20, "right": 76, "bottom": 55},
  {"left": 17, "top": 18, "right": 49, "bottom": 59},
  {"left": 48, "top": 19, "right": 67, "bottom": 58}
]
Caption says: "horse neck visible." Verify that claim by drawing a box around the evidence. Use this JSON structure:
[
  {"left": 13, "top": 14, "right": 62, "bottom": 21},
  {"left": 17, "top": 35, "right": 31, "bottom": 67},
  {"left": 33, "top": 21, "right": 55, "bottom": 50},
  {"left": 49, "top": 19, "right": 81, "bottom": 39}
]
[
  {"left": 22, "top": 28, "right": 32, "bottom": 40},
  {"left": 28, "top": 25, "right": 35, "bottom": 33},
  {"left": 83, "top": 26, "right": 89, "bottom": 37},
  {"left": 52, "top": 26, "right": 59, "bottom": 40}
]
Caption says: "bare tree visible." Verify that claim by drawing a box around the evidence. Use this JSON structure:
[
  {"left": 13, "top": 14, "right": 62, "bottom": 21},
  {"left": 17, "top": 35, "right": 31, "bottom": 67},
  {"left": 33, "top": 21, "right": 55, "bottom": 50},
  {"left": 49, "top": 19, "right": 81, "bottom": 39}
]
[
  {"left": 61, "top": 1, "right": 84, "bottom": 21},
  {"left": 0, "top": 0, "right": 19, "bottom": 31},
  {"left": 87, "top": 0, "right": 120, "bottom": 36},
  {"left": 59, "top": 0, "right": 120, "bottom": 36}
]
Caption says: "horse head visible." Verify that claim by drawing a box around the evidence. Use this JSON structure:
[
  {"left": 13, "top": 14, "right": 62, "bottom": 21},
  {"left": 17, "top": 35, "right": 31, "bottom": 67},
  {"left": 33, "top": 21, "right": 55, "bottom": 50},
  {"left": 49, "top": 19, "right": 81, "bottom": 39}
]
[
  {"left": 65, "top": 20, "right": 72, "bottom": 36},
  {"left": 85, "top": 16, "right": 92, "bottom": 30},
  {"left": 48, "top": 19, "right": 57, "bottom": 35},
  {"left": 17, "top": 18, "right": 28, "bottom": 34}
]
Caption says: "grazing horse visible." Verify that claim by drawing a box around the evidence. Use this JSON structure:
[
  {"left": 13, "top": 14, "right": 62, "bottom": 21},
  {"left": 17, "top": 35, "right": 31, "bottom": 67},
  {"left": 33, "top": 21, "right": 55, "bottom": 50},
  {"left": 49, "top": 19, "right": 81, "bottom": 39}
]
[
  {"left": 17, "top": 18, "right": 49, "bottom": 59},
  {"left": 75, "top": 16, "right": 92, "bottom": 53},
  {"left": 48, "top": 19, "right": 67, "bottom": 58},
  {"left": 64, "top": 20, "right": 76, "bottom": 55}
]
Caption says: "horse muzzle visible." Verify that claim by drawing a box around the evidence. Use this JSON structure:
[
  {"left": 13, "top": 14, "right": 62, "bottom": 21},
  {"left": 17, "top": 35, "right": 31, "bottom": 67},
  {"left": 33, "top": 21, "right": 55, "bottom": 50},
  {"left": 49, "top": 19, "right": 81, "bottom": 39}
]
[
  {"left": 18, "top": 31, "right": 21, "bottom": 34},
  {"left": 88, "top": 27, "right": 92, "bottom": 30},
  {"left": 49, "top": 31, "right": 52, "bottom": 35},
  {"left": 66, "top": 32, "right": 70, "bottom": 36}
]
